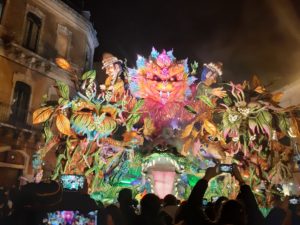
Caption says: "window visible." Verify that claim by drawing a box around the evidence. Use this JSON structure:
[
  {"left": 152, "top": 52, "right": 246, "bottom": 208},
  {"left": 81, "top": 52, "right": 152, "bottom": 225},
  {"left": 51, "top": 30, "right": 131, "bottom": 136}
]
[
  {"left": 56, "top": 24, "right": 72, "bottom": 58},
  {"left": 0, "top": 0, "right": 6, "bottom": 23},
  {"left": 48, "top": 85, "right": 58, "bottom": 101},
  {"left": 10, "top": 81, "right": 31, "bottom": 124},
  {"left": 85, "top": 45, "right": 92, "bottom": 71},
  {"left": 56, "top": 34, "right": 69, "bottom": 57},
  {"left": 23, "top": 12, "right": 41, "bottom": 52}
]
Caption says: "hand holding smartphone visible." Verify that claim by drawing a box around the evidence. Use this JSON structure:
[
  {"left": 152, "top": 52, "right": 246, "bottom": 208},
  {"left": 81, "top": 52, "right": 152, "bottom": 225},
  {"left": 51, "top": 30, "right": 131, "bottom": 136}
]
[
  {"left": 211, "top": 196, "right": 219, "bottom": 203},
  {"left": 217, "top": 164, "right": 245, "bottom": 185},
  {"left": 60, "top": 174, "right": 85, "bottom": 191},
  {"left": 289, "top": 196, "right": 299, "bottom": 205},
  {"left": 219, "top": 164, "right": 233, "bottom": 173}
]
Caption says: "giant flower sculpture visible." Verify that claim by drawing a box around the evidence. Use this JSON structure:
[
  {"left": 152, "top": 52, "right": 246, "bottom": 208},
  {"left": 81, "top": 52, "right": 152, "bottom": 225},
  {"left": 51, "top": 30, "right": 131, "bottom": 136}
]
[
  {"left": 32, "top": 70, "right": 144, "bottom": 192},
  {"left": 181, "top": 74, "right": 299, "bottom": 198}
]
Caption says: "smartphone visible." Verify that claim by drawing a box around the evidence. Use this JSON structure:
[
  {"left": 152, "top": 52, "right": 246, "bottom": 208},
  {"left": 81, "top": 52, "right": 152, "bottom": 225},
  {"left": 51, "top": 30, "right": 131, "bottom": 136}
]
[
  {"left": 42, "top": 210, "right": 97, "bottom": 225},
  {"left": 289, "top": 196, "right": 299, "bottom": 205},
  {"left": 219, "top": 164, "right": 233, "bottom": 173},
  {"left": 60, "top": 174, "right": 85, "bottom": 191},
  {"left": 211, "top": 196, "right": 219, "bottom": 203},
  {"left": 202, "top": 198, "right": 208, "bottom": 207}
]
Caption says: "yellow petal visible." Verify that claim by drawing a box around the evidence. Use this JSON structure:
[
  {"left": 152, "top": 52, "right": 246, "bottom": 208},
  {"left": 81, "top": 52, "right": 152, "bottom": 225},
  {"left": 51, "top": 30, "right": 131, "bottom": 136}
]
[
  {"left": 254, "top": 86, "right": 265, "bottom": 94},
  {"left": 100, "top": 105, "right": 117, "bottom": 119},
  {"left": 271, "top": 92, "right": 283, "bottom": 103},
  {"left": 191, "top": 130, "right": 199, "bottom": 138},
  {"left": 181, "top": 138, "right": 192, "bottom": 156},
  {"left": 290, "top": 117, "right": 300, "bottom": 137},
  {"left": 33, "top": 106, "right": 54, "bottom": 124},
  {"left": 143, "top": 117, "right": 156, "bottom": 137},
  {"left": 203, "top": 119, "right": 217, "bottom": 136},
  {"left": 181, "top": 123, "right": 194, "bottom": 138},
  {"left": 56, "top": 113, "right": 72, "bottom": 136}
]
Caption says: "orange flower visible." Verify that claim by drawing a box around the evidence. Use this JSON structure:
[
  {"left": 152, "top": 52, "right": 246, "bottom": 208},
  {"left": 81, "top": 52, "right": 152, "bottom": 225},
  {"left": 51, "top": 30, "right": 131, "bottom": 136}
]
[
  {"left": 123, "top": 131, "right": 144, "bottom": 145},
  {"left": 100, "top": 105, "right": 118, "bottom": 119}
]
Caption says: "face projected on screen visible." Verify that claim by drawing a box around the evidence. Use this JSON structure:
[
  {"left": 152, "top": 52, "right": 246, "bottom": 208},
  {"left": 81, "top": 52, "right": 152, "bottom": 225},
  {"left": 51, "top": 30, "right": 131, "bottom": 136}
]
[
  {"left": 43, "top": 210, "right": 97, "bottom": 225},
  {"left": 60, "top": 175, "right": 85, "bottom": 191}
]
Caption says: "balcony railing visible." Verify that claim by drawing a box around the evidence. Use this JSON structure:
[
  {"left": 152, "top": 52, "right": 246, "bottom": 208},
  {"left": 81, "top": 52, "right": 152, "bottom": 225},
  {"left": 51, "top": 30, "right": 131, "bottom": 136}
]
[{"left": 0, "top": 102, "right": 34, "bottom": 130}]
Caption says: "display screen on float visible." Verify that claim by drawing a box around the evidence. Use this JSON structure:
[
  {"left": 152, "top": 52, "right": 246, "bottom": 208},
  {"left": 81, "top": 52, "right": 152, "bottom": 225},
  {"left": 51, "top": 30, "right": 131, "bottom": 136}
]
[{"left": 41, "top": 210, "right": 97, "bottom": 225}]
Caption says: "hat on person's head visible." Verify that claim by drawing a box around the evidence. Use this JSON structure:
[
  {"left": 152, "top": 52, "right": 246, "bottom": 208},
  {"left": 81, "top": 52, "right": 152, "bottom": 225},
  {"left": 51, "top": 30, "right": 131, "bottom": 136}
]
[
  {"left": 102, "top": 53, "right": 122, "bottom": 69},
  {"left": 204, "top": 62, "right": 223, "bottom": 75},
  {"left": 201, "top": 62, "right": 223, "bottom": 81}
]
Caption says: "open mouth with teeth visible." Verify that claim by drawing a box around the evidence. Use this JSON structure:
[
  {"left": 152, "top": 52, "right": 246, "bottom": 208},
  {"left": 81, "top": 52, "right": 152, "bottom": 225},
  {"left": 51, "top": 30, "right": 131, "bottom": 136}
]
[
  {"left": 128, "top": 49, "right": 190, "bottom": 105},
  {"left": 142, "top": 154, "right": 184, "bottom": 199}
]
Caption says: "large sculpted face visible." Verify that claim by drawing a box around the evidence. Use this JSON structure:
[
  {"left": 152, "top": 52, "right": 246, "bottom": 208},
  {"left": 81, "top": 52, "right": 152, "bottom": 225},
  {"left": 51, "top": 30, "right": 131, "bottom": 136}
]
[
  {"left": 128, "top": 48, "right": 191, "bottom": 105},
  {"left": 105, "top": 63, "right": 121, "bottom": 81}
]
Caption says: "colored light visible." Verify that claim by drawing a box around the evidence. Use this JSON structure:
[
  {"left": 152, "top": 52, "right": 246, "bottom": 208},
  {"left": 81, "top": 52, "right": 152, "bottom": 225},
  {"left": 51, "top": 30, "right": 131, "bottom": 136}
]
[
  {"left": 152, "top": 170, "right": 175, "bottom": 199},
  {"left": 55, "top": 57, "right": 71, "bottom": 71}
]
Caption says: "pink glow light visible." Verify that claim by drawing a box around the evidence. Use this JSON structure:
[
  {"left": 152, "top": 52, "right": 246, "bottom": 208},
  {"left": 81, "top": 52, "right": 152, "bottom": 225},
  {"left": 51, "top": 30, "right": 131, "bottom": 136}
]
[{"left": 152, "top": 170, "right": 175, "bottom": 199}]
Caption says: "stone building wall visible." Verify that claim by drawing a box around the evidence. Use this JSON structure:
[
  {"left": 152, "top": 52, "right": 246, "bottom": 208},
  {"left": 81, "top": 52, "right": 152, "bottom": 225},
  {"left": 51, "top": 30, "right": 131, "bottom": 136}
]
[
  {"left": 276, "top": 78, "right": 300, "bottom": 194},
  {"left": 0, "top": 0, "right": 98, "bottom": 187}
]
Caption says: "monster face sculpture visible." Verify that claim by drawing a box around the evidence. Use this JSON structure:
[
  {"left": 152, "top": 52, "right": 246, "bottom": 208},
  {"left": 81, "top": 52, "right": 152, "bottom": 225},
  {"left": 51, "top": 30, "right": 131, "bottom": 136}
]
[
  {"left": 128, "top": 48, "right": 196, "bottom": 133},
  {"left": 128, "top": 48, "right": 192, "bottom": 105}
]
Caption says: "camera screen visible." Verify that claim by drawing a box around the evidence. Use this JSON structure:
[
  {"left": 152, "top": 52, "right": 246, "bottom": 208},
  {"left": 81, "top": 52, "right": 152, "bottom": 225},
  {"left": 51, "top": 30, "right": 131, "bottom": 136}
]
[
  {"left": 41, "top": 210, "right": 97, "bottom": 225},
  {"left": 211, "top": 196, "right": 219, "bottom": 203},
  {"left": 220, "top": 164, "right": 232, "bottom": 173},
  {"left": 60, "top": 175, "right": 85, "bottom": 191},
  {"left": 289, "top": 198, "right": 298, "bottom": 205},
  {"left": 202, "top": 198, "right": 208, "bottom": 206}
]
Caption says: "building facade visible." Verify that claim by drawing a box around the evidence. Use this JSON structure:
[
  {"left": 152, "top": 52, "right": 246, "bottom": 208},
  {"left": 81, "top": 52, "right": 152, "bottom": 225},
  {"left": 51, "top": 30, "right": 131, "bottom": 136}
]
[
  {"left": 277, "top": 78, "right": 300, "bottom": 194},
  {"left": 0, "top": 0, "right": 98, "bottom": 187}
]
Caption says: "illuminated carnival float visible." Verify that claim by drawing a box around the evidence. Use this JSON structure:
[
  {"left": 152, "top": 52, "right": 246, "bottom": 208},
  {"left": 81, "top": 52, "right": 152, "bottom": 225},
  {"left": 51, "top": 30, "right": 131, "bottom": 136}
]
[{"left": 32, "top": 48, "right": 300, "bottom": 204}]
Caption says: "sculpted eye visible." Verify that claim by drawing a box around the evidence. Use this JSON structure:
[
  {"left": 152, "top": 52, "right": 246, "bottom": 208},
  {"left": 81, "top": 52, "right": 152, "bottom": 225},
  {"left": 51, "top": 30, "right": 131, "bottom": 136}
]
[
  {"left": 105, "top": 112, "right": 112, "bottom": 117},
  {"left": 169, "top": 77, "right": 177, "bottom": 82},
  {"left": 153, "top": 75, "right": 161, "bottom": 81},
  {"left": 80, "top": 108, "right": 93, "bottom": 113}
]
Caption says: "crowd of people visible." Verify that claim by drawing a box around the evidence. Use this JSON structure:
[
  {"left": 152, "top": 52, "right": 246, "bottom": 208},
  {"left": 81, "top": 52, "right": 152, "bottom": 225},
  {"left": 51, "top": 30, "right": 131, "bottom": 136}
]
[
  {"left": 0, "top": 185, "right": 18, "bottom": 219},
  {"left": 100, "top": 165, "right": 300, "bottom": 225},
  {"left": 0, "top": 165, "right": 300, "bottom": 225}
]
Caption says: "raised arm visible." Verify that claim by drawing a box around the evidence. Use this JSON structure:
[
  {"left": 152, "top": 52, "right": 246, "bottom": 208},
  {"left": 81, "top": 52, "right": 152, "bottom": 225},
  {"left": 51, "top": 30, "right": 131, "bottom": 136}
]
[
  {"left": 233, "top": 164, "right": 265, "bottom": 225},
  {"left": 185, "top": 166, "right": 219, "bottom": 225}
]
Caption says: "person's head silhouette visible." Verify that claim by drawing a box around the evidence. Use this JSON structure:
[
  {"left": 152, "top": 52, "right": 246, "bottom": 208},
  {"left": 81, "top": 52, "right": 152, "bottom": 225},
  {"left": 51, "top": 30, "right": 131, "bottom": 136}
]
[
  {"left": 217, "top": 199, "right": 247, "bottom": 225},
  {"left": 118, "top": 188, "right": 132, "bottom": 205},
  {"left": 140, "top": 193, "right": 161, "bottom": 216}
]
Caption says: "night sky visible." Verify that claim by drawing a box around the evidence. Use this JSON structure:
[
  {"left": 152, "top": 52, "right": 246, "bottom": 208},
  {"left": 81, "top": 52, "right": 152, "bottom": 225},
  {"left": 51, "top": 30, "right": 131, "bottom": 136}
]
[{"left": 86, "top": 0, "right": 300, "bottom": 89}]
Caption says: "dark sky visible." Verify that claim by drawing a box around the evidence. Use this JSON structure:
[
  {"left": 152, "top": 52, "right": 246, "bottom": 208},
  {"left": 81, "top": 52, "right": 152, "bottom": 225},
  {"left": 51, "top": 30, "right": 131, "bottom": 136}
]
[{"left": 86, "top": 0, "right": 300, "bottom": 89}]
